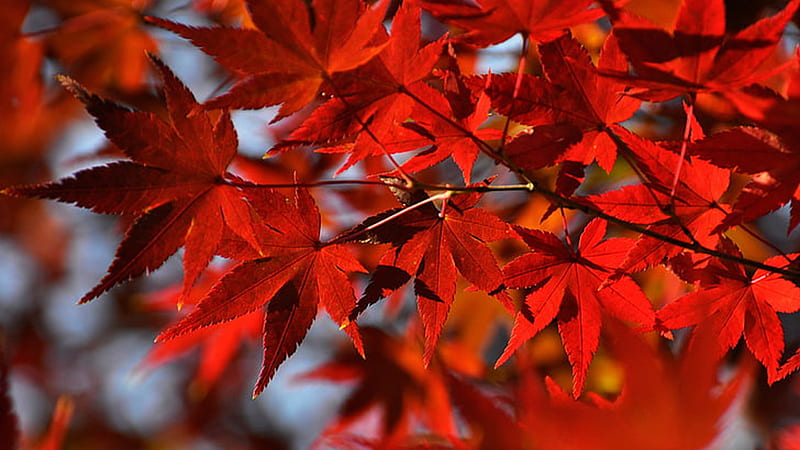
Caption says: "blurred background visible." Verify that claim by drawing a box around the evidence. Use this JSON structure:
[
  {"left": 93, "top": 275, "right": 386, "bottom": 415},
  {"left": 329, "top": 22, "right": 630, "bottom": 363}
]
[{"left": 4, "top": 0, "right": 800, "bottom": 448}]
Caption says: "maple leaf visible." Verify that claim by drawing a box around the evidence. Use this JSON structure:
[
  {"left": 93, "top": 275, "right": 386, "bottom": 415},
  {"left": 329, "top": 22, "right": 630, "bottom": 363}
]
[
  {"left": 448, "top": 320, "right": 750, "bottom": 449},
  {"left": 583, "top": 126, "right": 730, "bottom": 273},
  {"left": 138, "top": 268, "right": 264, "bottom": 393},
  {"left": 489, "top": 32, "right": 640, "bottom": 179},
  {"left": 156, "top": 186, "right": 366, "bottom": 396},
  {"left": 347, "top": 183, "right": 512, "bottom": 363},
  {"left": 1, "top": 0, "right": 70, "bottom": 155},
  {"left": 658, "top": 238, "right": 800, "bottom": 376},
  {"left": 45, "top": 0, "right": 159, "bottom": 92},
  {"left": 26, "top": 396, "right": 74, "bottom": 450},
  {"left": 599, "top": 0, "right": 800, "bottom": 101},
  {"left": 528, "top": 321, "right": 748, "bottom": 448},
  {"left": 689, "top": 126, "right": 800, "bottom": 232},
  {"left": 0, "top": 0, "right": 74, "bottom": 277},
  {"left": 298, "top": 327, "right": 456, "bottom": 447},
  {"left": 393, "top": 82, "right": 502, "bottom": 183},
  {"left": 271, "top": 0, "right": 447, "bottom": 174},
  {"left": 722, "top": 57, "right": 800, "bottom": 130},
  {"left": 192, "top": 0, "right": 252, "bottom": 26},
  {"left": 3, "top": 56, "right": 262, "bottom": 303},
  {"left": 444, "top": 371, "right": 521, "bottom": 450},
  {"left": 499, "top": 219, "right": 655, "bottom": 397},
  {"left": 421, "top": 0, "right": 604, "bottom": 47},
  {"left": 148, "top": 0, "right": 389, "bottom": 118}
]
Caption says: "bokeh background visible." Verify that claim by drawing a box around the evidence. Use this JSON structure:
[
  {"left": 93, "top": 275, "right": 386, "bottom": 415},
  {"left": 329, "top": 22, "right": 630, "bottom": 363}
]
[{"left": 4, "top": 0, "right": 800, "bottom": 448}]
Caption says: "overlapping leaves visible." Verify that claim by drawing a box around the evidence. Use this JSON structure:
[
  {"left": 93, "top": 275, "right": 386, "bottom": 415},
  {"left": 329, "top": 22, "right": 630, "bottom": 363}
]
[
  {"left": 149, "top": 0, "right": 389, "bottom": 118},
  {"left": 7, "top": 0, "right": 800, "bottom": 422},
  {"left": 158, "top": 186, "right": 366, "bottom": 396},
  {"left": 599, "top": 0, "right": 800, "bottom": 100},
  {"left": 658, "top": 238, "right": 800, "bottom": 377},
  {"left": 347, "top": 183, "right": 512, "bottom": 363},
  {"left": 500, "top": 219, "right": 655, "bottom": 396},
  {"left": 5, "top": 56, "right": 262, "bottom": 303}
]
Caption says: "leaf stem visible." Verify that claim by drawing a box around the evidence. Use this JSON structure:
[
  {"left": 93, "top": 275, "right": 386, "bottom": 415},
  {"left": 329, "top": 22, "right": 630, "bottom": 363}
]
[
  {"left": 399, "top": 86, "right": 537, "bottom": 187},
  {"left": 227, "top": 179, "right": 396, "bottom": 189},
  {"left": 560, "top": 207, "right": 576, "bottom": 253},
  {"left": 244, "top": 77, "right": 800, "bottom": 281},
  {"left": 231, "top": 176, "right": 800, "bottom": 279},
  {"left": 497, "top": 32, "right": 530, "bottom": 154},
  {"left": 532, "top": 184, "right": 800, "bottom": 279},
  {"left": 322, "top": 72, "right": 415, "bottom": 187},
  {"left": 669, "top": 97, "right": 694, "bottom": 200},
  {"left": 326, "top": 191, "right": 452, "bottom": 245}
]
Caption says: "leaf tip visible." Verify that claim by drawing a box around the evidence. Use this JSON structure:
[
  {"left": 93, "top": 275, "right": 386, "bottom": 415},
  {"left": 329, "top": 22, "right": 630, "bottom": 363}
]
[
  {"left": 153, "top": 330, "right": 169, "bottom": 343},
  {"left": 251, "top": 382, "right": 267, "bottom": 399},
  {"left": 55, "top": 74, "right": 91, "bottom": 103},
  {"left": 76, "top": 294, "right": 94, "bottom": 305},
  {"left": 494, "top": 352, "right": 511, "bottom": 369},
  {"left": 145, "top": 52, "right": 170, "bottom": 77}
]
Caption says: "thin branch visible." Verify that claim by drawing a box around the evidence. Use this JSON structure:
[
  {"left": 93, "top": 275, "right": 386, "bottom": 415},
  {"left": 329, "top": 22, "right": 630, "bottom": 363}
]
[
  {"left": 326, "top": 191, "right": 452, "bottom": 245},
  {"left": 226, "top": 177, "right": 537, "bottom": 194},
  {"left": 399, "top": 86, "right": 537, "bottom": 187},
  {"left": 321, "top": 72, "right": 415, "bottom": 186},
  {"left": 560, "top": 207, "right": 576, "bottom": 253},
  {"left": 670, "top": 98, "right": 694, "bottom": 199},
  {"left": 230, "top": 172, "right": 800, "bottom": 279},
  {"left": 227, "top": 179, "right": 396, "bottom": 189},
  {"left": 533, "top": 185, "right": 800, "bottom": 279},
  {"left": 497, "top": 32, "right": 530, "bottom": 154},
  {"left": 244, "top": 72, "right": 800, "bottom": 281}
]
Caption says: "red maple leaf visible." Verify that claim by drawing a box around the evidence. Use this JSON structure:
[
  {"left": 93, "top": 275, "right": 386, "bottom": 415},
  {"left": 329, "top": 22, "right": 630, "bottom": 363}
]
[
  {"left": 490, "top": 31, "right": 641, "bottom": 175},
  {"left": 530, "top": 321, "right": 747, "bottom": 448},
  {"left": 156, "top": 186, "right": 365, "bottom": 396},
  {"left": 583, "top": 126, "right": 729, "bottom": 273},
  {"left": 4, "top": 56, "right": 262, "bottom": 303},
  {"left": 448, "top": 320, "right": 749, "bottom": 449},
  {"left": 148, "top": 0, "right": 389, "bottom": 118},
  {"left": 270, "top": 0, "right": 447, "bottom": 175},
  {"left": 599, "top": 0, "right": 800, "bottom": 101},
  {"left": 392, "top": 80, "right": 502, "bottom": 183},
  {"left": 45, "top": 0, "right": 160, "bottom": 93},
  {"left": 689, "top": 126, "right": 800, "bottom": 232},
  {"left": 138, "top": 268, "right": 264, "bottom": 393},
  {"left": 0, "top": 0, "right": 74, "bottom": 277},
  {"left": 347, "top": 183, "right": 512, "bottom": 363},
  {"left": 499, "top": 219, "right": 655, "bottom": 397},
  {"left": 658, "top": 238, "right": 800, "bottom": 376},
  {"left": 298, "top": 327, "right": 456, "bottom": 447},
  {"left": 421, "top": 0, "right": 604, "bottom": 47},
  {"left": 444, "top": 370, "right": 521, "bottom": 449}
]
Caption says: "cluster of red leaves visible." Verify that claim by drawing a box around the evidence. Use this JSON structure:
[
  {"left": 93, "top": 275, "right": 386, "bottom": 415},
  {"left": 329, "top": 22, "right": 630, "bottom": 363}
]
[{"left": 6, "top": 0, "right": 800, "bottom": 447}]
